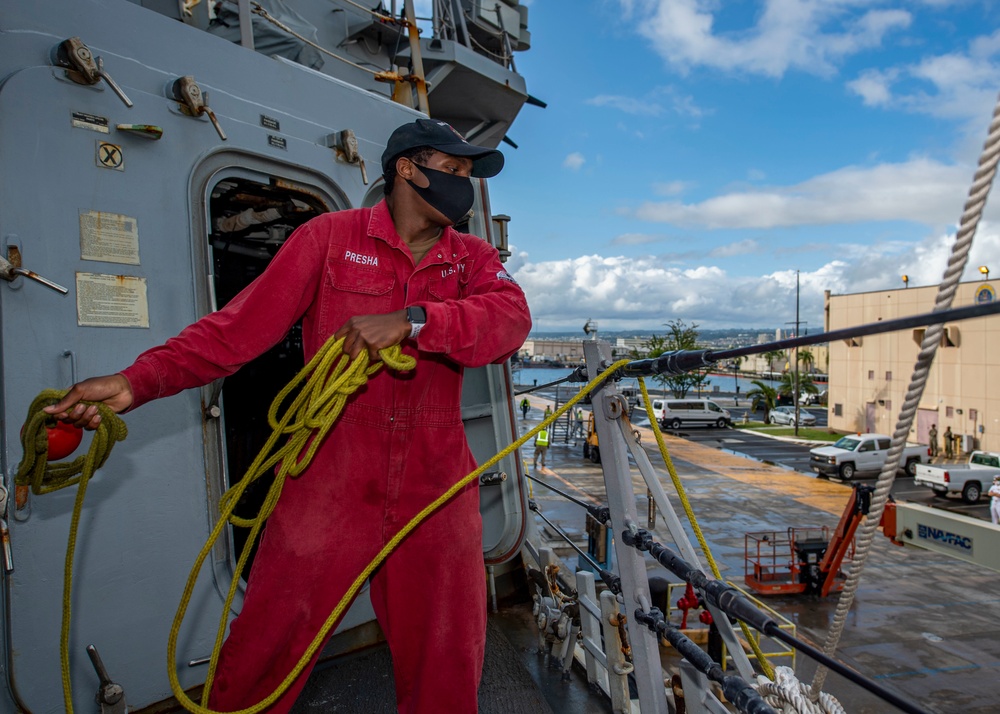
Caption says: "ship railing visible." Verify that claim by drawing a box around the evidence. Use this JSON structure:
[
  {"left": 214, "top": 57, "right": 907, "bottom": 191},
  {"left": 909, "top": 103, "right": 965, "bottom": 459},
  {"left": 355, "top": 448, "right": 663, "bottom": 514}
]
[{"left": 717, "top": 583, "right": 797, "bottom": 673}]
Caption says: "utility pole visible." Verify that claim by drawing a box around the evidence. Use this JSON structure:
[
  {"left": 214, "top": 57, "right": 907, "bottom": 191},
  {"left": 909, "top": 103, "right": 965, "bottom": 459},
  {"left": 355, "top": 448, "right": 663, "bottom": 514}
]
[
  {"left": 785, "top": 271, "right": 806, "bottom": 436},
  {"left": 795, "top": 270, "right": 800, "bottom": 437}
]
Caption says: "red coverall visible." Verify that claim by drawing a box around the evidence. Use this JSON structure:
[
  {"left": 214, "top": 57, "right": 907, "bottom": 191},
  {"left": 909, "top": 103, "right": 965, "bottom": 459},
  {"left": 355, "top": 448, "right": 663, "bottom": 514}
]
[{"left": 120, "top": 200, "right": 532, "bottom": 713}]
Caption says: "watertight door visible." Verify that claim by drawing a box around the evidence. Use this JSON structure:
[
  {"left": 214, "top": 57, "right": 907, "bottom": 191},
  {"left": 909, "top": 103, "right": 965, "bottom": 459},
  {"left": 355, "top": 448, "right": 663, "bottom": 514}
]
[{"left": 0, "top": 64, "right": 240, "bottom": 712}]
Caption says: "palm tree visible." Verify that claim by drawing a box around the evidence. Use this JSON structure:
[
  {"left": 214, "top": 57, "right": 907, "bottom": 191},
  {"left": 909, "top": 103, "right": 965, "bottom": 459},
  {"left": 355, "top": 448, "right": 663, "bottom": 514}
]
[
  {"left": 762, "top": 349, "right": 785, "bottom": 375},
  {"left": 746, "top": 380, "right": 779, "bottom": 423},
  {"left": 778, "top": 372, "right": 819, "bottom": 402},
  {"left": 797, "top": 348, "right": 815, "bottom": 374}
]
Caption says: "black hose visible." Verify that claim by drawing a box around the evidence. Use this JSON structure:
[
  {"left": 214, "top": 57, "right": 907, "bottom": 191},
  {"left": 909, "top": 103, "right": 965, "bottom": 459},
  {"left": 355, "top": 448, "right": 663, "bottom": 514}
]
[
  {"left": 621, "top": 528, "right": 932, "bottom": 714},
  {"left": 634, "top": 608, "right": 776, "bottom": 714}
]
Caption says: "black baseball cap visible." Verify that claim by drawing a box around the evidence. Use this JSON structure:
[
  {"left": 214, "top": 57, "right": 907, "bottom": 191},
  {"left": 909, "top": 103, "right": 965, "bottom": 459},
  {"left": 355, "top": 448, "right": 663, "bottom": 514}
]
[{"left": 381, "top": 119, "right": 504, "bottom": 178}]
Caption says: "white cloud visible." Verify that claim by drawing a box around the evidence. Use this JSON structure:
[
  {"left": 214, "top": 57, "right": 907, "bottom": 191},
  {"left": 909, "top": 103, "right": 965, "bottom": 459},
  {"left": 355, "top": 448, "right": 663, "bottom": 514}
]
[
  {"left": 626, "top": 0, "right": 911, "bottom": 78},
  {"left": 587, "top": 86, "right": 707, "bottom": 119},
  {"left": 611, "top": 233, "right": 665, "bottom": 246},
  {"left": 653, "top": 180, "right": 691, "bottom": 196},
  {"left": 633, "top": 157, "right": 982, "bottom": 229},
  {"left": 846, "top": 68, "right": 897, "bottom": 107},
  {"left": 510, "top": 226, "right": 1000, "bottom": 330},
  {"left": 709, "top": 239, "right": 761, "bottom": 257},
  {"left": 587, "top": 95, "right": 662, "bottom": 116},
  {"left": 563, "top": 152, "right": 586, "bottom": 170},
  {"left": 846, "top": 29, "right": 1000, "bottom": 126}
]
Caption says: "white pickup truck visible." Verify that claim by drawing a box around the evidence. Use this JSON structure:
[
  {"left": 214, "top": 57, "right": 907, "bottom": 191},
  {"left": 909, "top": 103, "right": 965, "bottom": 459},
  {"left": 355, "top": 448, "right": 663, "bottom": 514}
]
[
  {"left": 913, "top": 450, "right": 1000, "bottom": 503},
  {"left": 809, "top": 434, "right": 930, "bottom": 480}
]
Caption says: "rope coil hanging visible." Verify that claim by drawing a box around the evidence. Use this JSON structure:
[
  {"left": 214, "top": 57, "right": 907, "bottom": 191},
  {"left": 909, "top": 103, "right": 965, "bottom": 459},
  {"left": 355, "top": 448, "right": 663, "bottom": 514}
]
[{"left": 16, "top": 392, "right": 128, "bottom": 714}]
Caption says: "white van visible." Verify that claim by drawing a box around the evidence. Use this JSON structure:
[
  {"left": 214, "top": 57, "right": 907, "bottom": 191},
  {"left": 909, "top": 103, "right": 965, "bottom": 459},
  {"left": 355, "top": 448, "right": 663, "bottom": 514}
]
[{"left": 650, "top": 399, "right": 731, "bottom": 429}]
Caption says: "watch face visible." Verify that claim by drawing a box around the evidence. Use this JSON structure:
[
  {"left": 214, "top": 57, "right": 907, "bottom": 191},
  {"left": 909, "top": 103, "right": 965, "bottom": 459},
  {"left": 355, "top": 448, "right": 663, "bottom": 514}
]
[{"left": 408, "top": 306, "right": 427, "bottom": 323}]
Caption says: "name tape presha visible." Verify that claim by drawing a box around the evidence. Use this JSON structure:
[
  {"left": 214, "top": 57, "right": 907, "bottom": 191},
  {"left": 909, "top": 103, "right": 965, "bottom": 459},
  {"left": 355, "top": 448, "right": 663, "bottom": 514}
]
[{"left": 345, "top": 250, "right": 378, "bottom": 266}]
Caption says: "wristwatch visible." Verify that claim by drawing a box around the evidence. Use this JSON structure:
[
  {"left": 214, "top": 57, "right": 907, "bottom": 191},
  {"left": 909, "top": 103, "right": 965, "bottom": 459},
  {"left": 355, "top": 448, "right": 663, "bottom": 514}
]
[{"left": 406, "top": 305, "right": 426, "bottom": 339}]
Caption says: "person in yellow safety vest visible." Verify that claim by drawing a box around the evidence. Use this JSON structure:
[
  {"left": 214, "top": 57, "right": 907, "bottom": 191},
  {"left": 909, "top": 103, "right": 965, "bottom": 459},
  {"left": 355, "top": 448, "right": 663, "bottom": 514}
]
[{"left": 533, "top": 427, "right": 550, "bottom": 470}]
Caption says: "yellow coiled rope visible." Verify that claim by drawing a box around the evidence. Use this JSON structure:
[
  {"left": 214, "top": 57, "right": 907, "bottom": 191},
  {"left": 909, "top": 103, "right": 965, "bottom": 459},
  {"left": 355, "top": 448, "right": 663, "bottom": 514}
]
[
  {"left": 18, "top": 338, "right": 767, "bottom": 713},
  {"left": 163, "top": 344, "right": 629, "bottom": 714},
  {"left": 16, "top": 391, "right": 129, "bottom": 714},
  {"left": 636, "top": 378, "right": 775, "bottom": 680}
]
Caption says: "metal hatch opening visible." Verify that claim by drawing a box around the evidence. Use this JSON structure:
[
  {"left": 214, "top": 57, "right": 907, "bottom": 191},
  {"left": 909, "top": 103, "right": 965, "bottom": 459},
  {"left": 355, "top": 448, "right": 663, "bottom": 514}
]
[{"left": 207, "top": 176, "right": 328, "bottom": 573}]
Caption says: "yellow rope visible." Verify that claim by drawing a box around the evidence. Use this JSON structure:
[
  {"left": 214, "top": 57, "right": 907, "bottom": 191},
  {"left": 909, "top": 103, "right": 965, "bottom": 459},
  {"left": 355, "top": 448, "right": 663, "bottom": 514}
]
[
  {"left": 636, "top": 378, "right": 774, "bottom": 680},
  {"left": 169, "top": 336, "right": 415, "bottom": 712},
  {"left": 15, "top": 391, "right": 129, "bottom": 714},
  {"left": 21, "top": 344, "right": 760, "bottom": 712},
  {"left": 160, "top": 332, "right": 622, "bottom": 713}
]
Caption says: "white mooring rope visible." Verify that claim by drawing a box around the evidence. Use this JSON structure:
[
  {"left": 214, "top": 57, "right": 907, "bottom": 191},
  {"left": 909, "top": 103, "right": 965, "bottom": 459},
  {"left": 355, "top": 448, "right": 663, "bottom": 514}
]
[{"left": 808, "top": 93, "right": 1000, "bottom": 699}]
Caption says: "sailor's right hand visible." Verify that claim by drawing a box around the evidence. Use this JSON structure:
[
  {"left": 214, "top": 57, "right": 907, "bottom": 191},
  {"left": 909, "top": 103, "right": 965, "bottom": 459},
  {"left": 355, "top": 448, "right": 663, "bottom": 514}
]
[{"left": 43, "top": 375, "right": 134, "bottom": 429}]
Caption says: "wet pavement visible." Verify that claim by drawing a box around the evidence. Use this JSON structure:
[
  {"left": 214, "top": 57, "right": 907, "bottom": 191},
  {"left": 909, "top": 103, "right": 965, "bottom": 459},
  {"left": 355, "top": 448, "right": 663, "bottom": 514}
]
[{"left": 516, "top": 395, "right": 1000, "bottom": 714}]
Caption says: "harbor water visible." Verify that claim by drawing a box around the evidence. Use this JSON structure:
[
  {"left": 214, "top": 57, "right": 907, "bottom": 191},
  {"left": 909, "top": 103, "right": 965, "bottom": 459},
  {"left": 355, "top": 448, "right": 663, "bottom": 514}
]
[{"left": 512, "top": 366, "right": 782, "bottom": 396}]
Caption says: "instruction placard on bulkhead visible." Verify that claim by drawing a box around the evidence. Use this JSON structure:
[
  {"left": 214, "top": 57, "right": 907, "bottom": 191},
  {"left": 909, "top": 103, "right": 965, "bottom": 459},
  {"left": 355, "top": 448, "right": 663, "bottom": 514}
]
[{"left": 75, "top": 272, "right": 149, "bottom": 328}]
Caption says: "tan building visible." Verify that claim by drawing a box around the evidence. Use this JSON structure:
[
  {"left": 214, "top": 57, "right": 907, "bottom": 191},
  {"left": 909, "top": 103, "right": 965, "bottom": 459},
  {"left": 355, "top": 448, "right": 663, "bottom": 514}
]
[
  {"left": 825, "top": 280, "right": 999, "bottom": 453},
  {"left": 520, "top": 337, "right": 649, "bottom": 363},
  {"left": 739, "top": 344, "right": 829, "bottom": 378}
]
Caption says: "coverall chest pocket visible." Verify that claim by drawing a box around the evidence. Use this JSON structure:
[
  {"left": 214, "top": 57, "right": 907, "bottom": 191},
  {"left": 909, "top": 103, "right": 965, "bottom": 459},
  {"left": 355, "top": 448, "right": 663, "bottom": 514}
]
[
  {"left": 427, "top": 261, "right": 471, "bottom": 302},
  {"left": 324, "top": 259, "right": 396, "bottom": 331}
]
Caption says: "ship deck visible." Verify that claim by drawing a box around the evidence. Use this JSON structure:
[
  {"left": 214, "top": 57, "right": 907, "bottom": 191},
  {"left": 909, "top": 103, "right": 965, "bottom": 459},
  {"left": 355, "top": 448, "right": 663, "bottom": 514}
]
[{"left": 521, "top": 400, "right": 999, "bottom": 714}]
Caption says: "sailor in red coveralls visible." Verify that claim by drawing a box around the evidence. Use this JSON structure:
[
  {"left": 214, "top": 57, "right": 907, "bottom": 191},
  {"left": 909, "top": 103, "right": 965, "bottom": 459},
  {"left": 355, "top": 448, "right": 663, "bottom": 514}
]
[{"left": 46, "top": 118, "right": 533, "bottom": 713}]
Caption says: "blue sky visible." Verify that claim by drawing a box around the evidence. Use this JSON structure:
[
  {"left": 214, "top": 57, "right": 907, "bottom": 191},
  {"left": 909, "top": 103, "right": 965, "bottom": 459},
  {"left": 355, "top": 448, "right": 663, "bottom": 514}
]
[{"left": 474, "top": 0, "right": 1000, "bottom": 333}]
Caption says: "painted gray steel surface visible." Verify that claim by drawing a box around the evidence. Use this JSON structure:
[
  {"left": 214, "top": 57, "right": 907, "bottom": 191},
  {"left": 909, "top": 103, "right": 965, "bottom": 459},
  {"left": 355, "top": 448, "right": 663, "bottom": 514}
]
[{"left": 0, "top": 1, "right": 529, "bottom": 710}]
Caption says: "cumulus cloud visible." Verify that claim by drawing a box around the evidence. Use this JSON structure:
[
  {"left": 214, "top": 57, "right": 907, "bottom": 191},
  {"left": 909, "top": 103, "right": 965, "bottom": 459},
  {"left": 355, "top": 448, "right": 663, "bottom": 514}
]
[
  {"left": 633, "top": 158, "right": 983, "bottom": 229},
  {"left": 563, "top": 152, "right": 586, "bottom": 170},
  {"left": 509, "top": 226, "right": 1000, "bottom": 330},
  {"left": 847, "top": 29, "right": 1000, "bottom": 126},
  {"left": 624, "top": 0, "right": 911, "bottom": 78}
]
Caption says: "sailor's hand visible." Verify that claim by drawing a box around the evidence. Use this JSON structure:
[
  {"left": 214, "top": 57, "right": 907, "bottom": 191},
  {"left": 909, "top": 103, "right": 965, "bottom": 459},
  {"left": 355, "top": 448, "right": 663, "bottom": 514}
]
[
  {"left": 43, "top": 375, "right": 134, "bottom": 429},
  {"left": 336, "top": 310, "right": 411, "bottom": 361}
]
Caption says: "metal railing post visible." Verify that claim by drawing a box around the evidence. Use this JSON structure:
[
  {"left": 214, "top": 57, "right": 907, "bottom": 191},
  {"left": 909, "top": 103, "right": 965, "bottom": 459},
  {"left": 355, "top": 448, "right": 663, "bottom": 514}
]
[{"left": 583, "top": 340, "right": 669, "bottom": 714}]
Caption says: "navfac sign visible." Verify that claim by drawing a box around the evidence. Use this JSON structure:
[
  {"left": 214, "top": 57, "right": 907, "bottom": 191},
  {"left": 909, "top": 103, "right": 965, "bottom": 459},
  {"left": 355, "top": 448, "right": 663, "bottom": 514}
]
[{"left": 917, "top": 523, "right": 973, "bottom": 553}]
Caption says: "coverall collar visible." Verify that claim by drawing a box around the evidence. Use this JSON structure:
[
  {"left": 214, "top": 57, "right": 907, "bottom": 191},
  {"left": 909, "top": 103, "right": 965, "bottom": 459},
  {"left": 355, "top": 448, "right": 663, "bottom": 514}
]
[{"left": 368, "top": 200, "right": 469, "bottom": 266}]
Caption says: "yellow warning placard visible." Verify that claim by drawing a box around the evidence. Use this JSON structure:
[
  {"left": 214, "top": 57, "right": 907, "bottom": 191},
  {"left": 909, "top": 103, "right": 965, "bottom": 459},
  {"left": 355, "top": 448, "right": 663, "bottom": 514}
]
[
  {"left": 76, "top": 272, "right": 149, "bottom": 328},
  {"left": 79, "top": 210, "right": 140, "bottom": 265}
]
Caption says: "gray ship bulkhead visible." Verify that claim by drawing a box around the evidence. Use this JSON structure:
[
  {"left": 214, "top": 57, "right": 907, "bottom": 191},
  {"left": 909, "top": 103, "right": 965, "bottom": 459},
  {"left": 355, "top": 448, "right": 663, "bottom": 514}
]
[{"left": 0, "top": 1, "right": 530, "bottom": 710}]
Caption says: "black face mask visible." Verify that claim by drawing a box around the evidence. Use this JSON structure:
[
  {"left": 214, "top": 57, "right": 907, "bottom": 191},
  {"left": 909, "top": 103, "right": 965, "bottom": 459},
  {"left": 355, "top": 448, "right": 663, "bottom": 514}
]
[{"left": 406, "top": 164, "right": 475, "bottom": 225}]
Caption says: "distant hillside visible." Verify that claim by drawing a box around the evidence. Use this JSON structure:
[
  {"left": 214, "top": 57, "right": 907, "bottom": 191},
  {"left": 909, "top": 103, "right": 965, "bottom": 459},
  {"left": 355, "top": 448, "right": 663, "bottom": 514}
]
[{"left": 527, "top": 327, "right": 781, "bottom": 342}]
